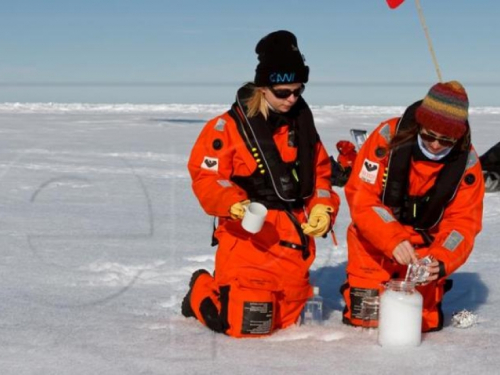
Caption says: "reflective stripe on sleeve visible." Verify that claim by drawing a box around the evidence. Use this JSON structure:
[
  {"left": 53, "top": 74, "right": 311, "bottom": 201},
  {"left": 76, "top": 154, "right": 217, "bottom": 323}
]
[
  {"left": 372, "top": 206, "right": 396, "bottom": 223},
  {"left": 443, "top": 230, "right": 464, "bottom": 251},
  {"left": 317, "top": 189, "right": 331, "bottom": 198},
  {"left": 217, "top": 180, "right": 232, "bottom": 188}
]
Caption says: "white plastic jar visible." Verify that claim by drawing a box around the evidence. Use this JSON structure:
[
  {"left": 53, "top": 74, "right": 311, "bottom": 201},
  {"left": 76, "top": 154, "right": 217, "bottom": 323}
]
[{"left": 378, "top": 279, "right": 423, "bottom": 347}]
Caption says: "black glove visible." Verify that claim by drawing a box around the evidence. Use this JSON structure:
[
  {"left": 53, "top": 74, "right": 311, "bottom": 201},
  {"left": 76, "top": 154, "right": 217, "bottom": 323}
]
[{"left": 330, "top": 156, "right": 352, "bottom": 187}]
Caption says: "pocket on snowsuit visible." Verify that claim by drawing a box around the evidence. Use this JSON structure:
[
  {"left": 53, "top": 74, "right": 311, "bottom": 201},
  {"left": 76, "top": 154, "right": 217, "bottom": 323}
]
[{"left": 221, "top": 272, "right": 281, "bottom": 338}]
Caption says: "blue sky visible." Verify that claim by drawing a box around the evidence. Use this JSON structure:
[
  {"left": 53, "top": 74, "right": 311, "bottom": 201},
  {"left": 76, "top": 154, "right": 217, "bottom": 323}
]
[{"left": 1, "top": 0, "right": 499, "bottom": 104}]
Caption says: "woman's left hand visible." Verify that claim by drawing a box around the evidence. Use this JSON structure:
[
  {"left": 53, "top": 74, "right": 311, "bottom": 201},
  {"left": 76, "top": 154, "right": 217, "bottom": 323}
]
[
  {"left": 423, "top": 258, "right": 441, "bottom": 284},
  {"left": 301, "top": 204, "right": 334, "bottom": 237}
]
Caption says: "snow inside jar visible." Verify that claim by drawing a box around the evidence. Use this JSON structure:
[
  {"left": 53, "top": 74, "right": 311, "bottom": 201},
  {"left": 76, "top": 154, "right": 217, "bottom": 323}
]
[{"left": 378, "top": 279, "right": 423, "bottom": 347}]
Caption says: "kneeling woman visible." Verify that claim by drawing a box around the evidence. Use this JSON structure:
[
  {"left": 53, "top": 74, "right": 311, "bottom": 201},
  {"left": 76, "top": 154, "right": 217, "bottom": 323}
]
[
  {"left": 183, "top": 30, "right": 339, "bottom": 337},
  {"left": 341, "top": 81, "right": 484, "bottom": 332}
]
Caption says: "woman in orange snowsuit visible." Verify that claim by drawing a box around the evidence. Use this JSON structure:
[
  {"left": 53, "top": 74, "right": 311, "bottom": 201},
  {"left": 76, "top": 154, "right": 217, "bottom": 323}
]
[
  {"left": 182, "top": 30, "right": 340, "bottom": 337},
  {"left": 341, "top": 81, "right": 484, "bottom": 332}
]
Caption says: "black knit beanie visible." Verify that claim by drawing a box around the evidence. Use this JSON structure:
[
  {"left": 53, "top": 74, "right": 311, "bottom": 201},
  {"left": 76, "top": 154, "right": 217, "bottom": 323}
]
[{"left": 254, "top": 30, "right": 309, "bottom": 87}]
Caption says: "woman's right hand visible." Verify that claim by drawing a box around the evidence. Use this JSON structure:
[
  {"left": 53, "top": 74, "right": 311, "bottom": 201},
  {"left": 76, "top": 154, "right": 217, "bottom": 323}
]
[
  {"left": 229, "top": 200, "right": 250, "bottom": 220},
  {"left": 392, "top": 240, "right": 418, "bottom": 265}
]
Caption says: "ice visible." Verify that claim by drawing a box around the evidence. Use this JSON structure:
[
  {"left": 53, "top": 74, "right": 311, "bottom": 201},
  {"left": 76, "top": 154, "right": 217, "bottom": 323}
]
[{"left": 1, "top": 103, "right": 499, "bottom": 374}]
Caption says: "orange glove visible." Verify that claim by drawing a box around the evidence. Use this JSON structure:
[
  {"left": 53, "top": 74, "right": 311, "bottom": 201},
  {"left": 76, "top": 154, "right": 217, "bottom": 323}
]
[
  {"left": 229, "top": 200, "right": 250, "bottom": 220},
  {"left": 301, "top": 204, "right": 334, "bottom": 237}
]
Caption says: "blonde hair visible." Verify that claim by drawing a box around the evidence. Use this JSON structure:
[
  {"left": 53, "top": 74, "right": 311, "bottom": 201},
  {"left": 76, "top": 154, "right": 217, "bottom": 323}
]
[{"left": 244, "top": 83, "right": 270, "bottom": 119}]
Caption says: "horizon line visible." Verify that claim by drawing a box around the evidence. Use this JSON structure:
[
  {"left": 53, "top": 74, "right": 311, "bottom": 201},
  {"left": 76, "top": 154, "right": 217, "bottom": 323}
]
[{"left": 1, "top": 81, "right": 500, "bottom": 88}]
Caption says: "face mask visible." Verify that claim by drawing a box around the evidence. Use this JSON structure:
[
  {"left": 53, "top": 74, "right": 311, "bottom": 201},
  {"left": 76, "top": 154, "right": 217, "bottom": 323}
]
[{"left": 417, "top": 134, "right": 453, "bottom": 160}]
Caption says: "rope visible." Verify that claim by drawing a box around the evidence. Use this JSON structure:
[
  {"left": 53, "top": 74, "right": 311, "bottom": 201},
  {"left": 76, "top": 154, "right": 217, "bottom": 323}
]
[{"left": 415, "top": 0, "right": 443, "bottom": 82}]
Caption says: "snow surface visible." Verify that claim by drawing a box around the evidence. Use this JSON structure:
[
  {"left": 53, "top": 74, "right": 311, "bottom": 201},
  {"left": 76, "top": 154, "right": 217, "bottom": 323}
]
[{"left": 1, "top": 103, "right": 499, "bottom": 375}]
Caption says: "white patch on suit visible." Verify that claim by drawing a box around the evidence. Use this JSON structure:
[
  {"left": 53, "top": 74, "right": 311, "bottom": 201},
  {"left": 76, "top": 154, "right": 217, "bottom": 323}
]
[
  {"left": 201, "top": 156, "right": 219, "bottom": 172},
  {"left": 359, "top": 158, "right": 379, "bottom": 184}
]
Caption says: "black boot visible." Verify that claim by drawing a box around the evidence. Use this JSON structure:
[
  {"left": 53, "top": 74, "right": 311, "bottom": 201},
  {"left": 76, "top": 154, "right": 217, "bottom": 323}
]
[{"left": 181, "top": 269, "right": 210, "bottom": 318}]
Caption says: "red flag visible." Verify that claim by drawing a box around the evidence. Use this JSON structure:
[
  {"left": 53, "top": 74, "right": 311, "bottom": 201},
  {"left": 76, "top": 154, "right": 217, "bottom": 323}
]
[{"left": 386, "top": 0, "right": 405, "bottom": 9}]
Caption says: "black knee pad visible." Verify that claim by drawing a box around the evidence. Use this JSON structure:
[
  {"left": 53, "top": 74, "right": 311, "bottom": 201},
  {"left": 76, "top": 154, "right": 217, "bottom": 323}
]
[{"left": 199, "top": 297, "right": 226, "bottom": 334}]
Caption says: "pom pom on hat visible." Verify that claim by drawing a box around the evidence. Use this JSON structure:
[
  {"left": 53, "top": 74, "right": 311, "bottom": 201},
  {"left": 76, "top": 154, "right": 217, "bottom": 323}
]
[
  {"left": 415, "top": 80, "right": 469, "bottom": 139},
  {"left": 254, "top": 30, "right": 309, "bottom": 87}
]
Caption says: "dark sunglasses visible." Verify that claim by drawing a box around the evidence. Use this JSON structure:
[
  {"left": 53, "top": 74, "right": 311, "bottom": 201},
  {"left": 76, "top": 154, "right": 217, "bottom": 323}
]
[
  {"left": 269, "top": 85, "right": 305, "bottom": 99},
  {"left": 419, "top": 129, "right": 457, "bottom": 147}
]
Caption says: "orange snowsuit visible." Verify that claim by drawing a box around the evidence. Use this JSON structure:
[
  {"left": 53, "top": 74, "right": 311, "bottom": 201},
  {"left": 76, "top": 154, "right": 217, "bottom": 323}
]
[
  {"left": 341, "top": 118, "right": 484, "bottom": 332},
  {"left": 187, "top": 103, "right": 339, "bottom": 337},
  {"left": 336, "top": 140, "right": 357, "bottom": 169}
]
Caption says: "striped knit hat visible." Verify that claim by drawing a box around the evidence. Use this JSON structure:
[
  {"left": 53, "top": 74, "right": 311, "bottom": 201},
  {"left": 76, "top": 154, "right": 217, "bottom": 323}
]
[{"left": 415, "top": 81, "right": 469, "bottom": 139}]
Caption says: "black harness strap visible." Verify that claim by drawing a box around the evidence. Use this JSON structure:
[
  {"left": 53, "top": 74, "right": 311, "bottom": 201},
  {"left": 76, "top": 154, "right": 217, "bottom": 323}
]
[
  {"left": 229, "top": 84, "right": 318, "bottom": 202},
  {"left": 283, "top": 209, "right": 310, "bottom": 260},
  {"left": 382, "top": 101, "right": 470, "bottom": 244},
  {"left": 223, "top": 84, "right": 316, "bottom": 258}
]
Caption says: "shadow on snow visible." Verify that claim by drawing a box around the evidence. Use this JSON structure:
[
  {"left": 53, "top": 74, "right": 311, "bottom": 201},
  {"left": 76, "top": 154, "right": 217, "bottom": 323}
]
[{"left": 310, "top": 265, "right": 489, "bottom": 325}]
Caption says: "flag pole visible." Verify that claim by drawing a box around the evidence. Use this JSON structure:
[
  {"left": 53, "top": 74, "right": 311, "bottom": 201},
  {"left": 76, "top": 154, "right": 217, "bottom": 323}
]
[{"left": 415, "top": 0, "right": 443, "bottom": 82}]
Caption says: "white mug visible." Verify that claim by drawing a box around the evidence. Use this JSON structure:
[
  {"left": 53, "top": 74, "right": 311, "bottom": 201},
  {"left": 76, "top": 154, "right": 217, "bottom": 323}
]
[{"left": 241, "top": 202, "right": 268, "bottom": 234}]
